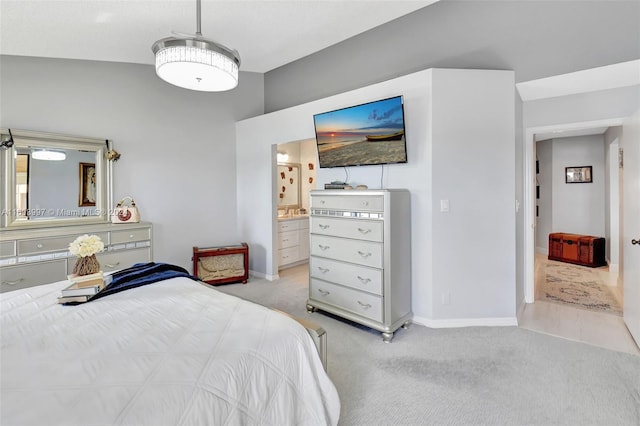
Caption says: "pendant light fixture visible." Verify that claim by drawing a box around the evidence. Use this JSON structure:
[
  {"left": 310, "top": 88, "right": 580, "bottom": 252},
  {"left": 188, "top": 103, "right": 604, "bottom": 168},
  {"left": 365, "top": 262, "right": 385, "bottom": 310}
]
[{"left": 151, "top": 0, "right": 240, "bottom": 92}]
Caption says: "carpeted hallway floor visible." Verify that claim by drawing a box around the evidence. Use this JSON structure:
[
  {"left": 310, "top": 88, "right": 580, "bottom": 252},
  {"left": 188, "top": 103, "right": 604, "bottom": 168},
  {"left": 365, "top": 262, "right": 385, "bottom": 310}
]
[{"left": 215, "top": 264, "right": 640, "bottom": 426}]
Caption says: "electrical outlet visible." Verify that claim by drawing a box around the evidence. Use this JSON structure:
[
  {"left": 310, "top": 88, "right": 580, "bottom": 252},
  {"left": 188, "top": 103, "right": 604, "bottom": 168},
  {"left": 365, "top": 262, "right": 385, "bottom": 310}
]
[
  {"left": 440, "top": 199, "right": 450, "bottom": 213},
  {"left": 441, "top": 292, "right": 450, "bottom": 305}
]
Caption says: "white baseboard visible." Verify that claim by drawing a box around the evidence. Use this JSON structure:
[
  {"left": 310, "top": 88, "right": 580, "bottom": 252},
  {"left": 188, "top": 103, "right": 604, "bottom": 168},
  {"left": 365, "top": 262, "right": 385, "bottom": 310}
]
[
  {"left": 249, "top": 270, "right": 279, "bottom": 281},
  {"left": 535, "top": 246, "right": 548, "bottom": 255},
  {"left": 412, "top": 315, "right": 518, "bottom": 328}
]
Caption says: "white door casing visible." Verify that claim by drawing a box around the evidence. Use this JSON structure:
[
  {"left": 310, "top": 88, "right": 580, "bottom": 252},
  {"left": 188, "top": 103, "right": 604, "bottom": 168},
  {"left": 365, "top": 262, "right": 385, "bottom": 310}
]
[{"left": 523, "top": 118, "right": 625, "bottom": 304}]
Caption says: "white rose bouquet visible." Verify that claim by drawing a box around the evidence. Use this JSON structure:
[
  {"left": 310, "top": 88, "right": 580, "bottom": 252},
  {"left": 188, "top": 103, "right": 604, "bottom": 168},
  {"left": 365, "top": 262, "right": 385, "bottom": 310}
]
[
  {"left": 69, "top": 234, "right": 104, "bottom": 276},
  {"left": 69, "top": 234, "right": 105, "bottom": 257}
]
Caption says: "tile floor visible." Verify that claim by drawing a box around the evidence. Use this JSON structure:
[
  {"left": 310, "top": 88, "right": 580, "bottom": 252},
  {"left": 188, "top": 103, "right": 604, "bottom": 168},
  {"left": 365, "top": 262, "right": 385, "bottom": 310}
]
[{"left": 518, "top": 254, "right": 639, "bottom": 355}]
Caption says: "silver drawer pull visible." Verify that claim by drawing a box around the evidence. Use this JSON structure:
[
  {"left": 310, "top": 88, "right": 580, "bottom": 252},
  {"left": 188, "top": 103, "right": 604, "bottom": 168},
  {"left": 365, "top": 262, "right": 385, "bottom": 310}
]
[
  {"left": 318, "top": 224, "right": 330, "bottom": 230},
  {"left": 1, "top": 278, "right": 24, "bottom": 286},
  {"left": 318, "top": 266, "right": 330, "bottom": 273},
  {"left": 357, "top": 228, "right": 371, "bottom": 234},
  {"left": 318, "top": 244, "right": 330, "bottom": 251},
  {"left": 362, "top": 201, "right": 369, "bottom": 206},
  {"left": 318, "top": 289, "right": 330, "bottom": 296},
  {"left": 129, "top": 234, "right": 135, "bottom": 239},
  {"left": 282, "top": 239, "right": 289, "bottom": 242},
  {"left": 357, "top": 276, "right": 371, "bottom": 284},
  {"left": 36, "top": 243, "right": 44, "bottom": 249},
  {"left": 357, "top": 251, "right": 372, "bottom": 258},
  {"left": 320, "top": 200, "right": 325, "bottom": 204},
  {"left": 105, "top": 262, "right": 121, "bottom": 268},
  {"left": 357, "top": 301, "right": 372, "bottom": 309}
]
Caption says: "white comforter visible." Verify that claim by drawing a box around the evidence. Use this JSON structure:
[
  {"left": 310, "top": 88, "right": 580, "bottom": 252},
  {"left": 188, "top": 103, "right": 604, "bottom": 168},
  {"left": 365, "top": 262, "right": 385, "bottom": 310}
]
[{"left": 0, "top": 277, "right": 340, "bottom": 425}]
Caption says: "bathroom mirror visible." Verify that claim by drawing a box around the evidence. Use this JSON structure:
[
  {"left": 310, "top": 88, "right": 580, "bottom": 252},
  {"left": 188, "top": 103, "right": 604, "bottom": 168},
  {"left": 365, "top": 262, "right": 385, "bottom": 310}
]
[
  {"left": 1, "top": 129, "right": 112, "bottom": 229},
  {"left": 277, "top": 162, "right": 301, "bottom": 210}
]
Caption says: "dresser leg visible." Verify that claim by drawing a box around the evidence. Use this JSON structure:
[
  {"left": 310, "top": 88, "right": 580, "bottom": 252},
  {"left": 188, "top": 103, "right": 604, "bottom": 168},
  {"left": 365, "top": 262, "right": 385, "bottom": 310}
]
[
  {"left": 401, "top": 321, "right": 411, "bottom": 329},
  {"left": 306, "top": 304, "right": 317, "bottom": 313},
  {"left": 381, "top": 331, "right": 394, "bottom": 343}
]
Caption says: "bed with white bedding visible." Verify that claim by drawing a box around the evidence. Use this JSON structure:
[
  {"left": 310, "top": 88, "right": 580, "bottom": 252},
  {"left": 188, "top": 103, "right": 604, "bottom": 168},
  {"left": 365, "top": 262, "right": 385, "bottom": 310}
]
[{"left": 0, "top": 275, "right": 340, "bottom": 425}]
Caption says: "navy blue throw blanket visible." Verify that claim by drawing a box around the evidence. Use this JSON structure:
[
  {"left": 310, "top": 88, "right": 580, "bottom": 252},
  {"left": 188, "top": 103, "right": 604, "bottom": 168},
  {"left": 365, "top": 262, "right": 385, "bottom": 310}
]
[{"left": 90, "top": 262, "right": 199, "bottom": 301}]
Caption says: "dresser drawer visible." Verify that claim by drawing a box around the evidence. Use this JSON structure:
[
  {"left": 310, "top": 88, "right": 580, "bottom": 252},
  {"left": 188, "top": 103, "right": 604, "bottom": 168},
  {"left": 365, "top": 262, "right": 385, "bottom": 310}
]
[
  {"left": 310, "top": 235, "right": 383, "bottom": 268},
  {"left": 18, "top": 232, "right": 109, "bottom": 255},
  {"left": 110, "top": 228, "right": 151, "bottom": 244},
  {"left": 311, "top": 195, "right": 383, "bottom": 212},
  {"left": 310, "top": 278, "right": 383, "bottom": 322},
  {"left": 279, "top": 230, "right": 299, "bottom": 249},
  {"left": 67, "top": 247, "right": 151, "bottom": 274},
  {"left": 1, "top": 260, "right": 67, "bottom": 293},
  {"left": 310, "top": 256, "right": 382, "bottom": 296},
  {"left": 310, "top": 216, "right": 383, "bottom": 242},
  {"left": 279, "top": 246, "right": 299, "bottom": 266},
  {"left": 0, "top": 241, "right": 16, "bottom": 258}
]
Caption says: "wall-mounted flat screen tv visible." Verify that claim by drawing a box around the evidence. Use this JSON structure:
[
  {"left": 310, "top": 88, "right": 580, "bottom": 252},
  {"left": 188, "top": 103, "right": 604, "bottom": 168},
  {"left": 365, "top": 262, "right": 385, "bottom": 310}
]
[{"left": 313, "top": 95, "right": 407, "bottom": 168}]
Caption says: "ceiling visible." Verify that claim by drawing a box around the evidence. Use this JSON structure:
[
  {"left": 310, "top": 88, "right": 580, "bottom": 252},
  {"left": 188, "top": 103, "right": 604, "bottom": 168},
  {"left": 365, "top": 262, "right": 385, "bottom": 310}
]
[{"left": 0, "top": 0, "right": 437, "bottom": 73}]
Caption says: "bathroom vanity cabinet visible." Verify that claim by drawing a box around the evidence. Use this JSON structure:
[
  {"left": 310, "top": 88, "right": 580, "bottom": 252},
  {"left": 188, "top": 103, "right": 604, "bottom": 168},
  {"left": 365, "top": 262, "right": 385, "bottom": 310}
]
[{"left": 278, "top": 216, "right": 309, "bottom": 269}]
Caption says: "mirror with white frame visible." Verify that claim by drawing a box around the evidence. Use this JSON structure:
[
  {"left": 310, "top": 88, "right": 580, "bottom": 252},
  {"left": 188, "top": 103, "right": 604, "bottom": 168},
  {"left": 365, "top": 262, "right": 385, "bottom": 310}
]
[
  {"left": 277, "top": 163, "right": 301, "bottom": 211},
  {"left": 1, "top": 129, "right": 113, "bottom": 229}
]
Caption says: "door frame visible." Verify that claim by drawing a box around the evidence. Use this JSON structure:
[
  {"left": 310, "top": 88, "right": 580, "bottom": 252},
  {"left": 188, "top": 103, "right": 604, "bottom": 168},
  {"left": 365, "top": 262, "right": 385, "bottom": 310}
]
[{"left": 523, "top": 117, "right": 626, "bottom": 303}]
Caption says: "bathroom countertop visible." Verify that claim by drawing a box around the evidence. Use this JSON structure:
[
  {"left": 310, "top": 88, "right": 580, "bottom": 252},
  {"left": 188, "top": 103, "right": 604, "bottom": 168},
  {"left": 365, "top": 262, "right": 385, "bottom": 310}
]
[{"left": 277, "top": 214, "right": 309, "bottom": 221}]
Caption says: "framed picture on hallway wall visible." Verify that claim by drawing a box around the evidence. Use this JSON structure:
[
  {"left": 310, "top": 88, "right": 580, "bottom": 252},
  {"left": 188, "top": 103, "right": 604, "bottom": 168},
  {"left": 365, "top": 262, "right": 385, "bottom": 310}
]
[{"left": 565, "top": 166, "right": 592, "bottom": 184}]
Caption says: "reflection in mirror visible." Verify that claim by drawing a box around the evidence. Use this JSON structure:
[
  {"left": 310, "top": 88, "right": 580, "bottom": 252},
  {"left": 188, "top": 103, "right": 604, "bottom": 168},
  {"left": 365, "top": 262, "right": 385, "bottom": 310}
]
[
  {"left": 1, "top": 129, "right": 112, "bottom": 229},
  {"left": 277, "top": 163, "right": 301, "bottom": 210}
]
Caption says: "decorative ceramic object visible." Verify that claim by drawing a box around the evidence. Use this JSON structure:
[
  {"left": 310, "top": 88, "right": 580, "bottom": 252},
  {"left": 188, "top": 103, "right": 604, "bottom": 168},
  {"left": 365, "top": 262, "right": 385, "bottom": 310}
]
[{"left": 69, "top": 234, "right": 105, "bottom": 276}]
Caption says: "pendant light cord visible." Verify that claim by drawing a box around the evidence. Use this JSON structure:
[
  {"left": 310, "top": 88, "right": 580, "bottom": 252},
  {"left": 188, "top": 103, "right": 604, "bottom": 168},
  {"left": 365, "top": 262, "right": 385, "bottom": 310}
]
[{"left": 196, "top": 0, "right": 202, "bottom": 36}]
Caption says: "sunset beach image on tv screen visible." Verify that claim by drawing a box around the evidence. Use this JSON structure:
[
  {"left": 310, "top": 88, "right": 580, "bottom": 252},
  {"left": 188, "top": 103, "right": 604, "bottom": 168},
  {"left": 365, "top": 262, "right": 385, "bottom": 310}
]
[{"left": 313, "top": 96, "right": 407, "bottom": 168}]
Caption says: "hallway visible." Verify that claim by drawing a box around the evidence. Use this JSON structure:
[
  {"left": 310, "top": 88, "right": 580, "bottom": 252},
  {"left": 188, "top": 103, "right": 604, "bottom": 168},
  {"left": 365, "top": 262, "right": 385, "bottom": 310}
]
[{"left": 518, "top": 254, "right": 639, "bottom": 355}]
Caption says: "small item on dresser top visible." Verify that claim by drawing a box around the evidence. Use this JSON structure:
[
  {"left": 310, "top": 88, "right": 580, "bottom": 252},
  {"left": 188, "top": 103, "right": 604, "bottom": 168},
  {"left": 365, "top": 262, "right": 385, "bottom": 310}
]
[
  {"left": 356, "top": 185, "right": 368, "bottom": 190},
  {"left": 324, "top": 182, "right": 350, "bottom": 190},
  {"left": 111, "top": 196, "right": 140, "bottom": 223},
  {"left": 343, "top": 185, "right": 353, "bottom": 190}
]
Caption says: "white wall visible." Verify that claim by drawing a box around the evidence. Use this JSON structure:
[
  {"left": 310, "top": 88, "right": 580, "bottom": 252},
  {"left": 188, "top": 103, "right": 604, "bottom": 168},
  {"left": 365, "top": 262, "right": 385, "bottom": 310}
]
[
  {"left": 552, "top": 135, "right": 605, "bottom": 237},
  {"left": 523, "top": 86, "right": 639, "bottom": 129},
  {"left": 1, "top": 55, "right": 264, "bottom": 271},
  {"left": 299, "top": 139, "right": 317, "bottom": 212},
  {"left": 237, "top": 68, "right": 516, "bottom": 325},
  {"left": 430, "top": 69, "right": 516, "bottom": 323},
  {"left": 535, "top": 139, "right": 553, "bottom": 253}
]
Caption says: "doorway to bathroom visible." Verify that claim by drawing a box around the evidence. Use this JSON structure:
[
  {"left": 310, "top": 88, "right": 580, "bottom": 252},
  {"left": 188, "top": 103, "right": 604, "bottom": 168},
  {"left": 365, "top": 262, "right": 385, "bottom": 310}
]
[{"left": 275, "top": 139, "right": 318, "bottom": 272}]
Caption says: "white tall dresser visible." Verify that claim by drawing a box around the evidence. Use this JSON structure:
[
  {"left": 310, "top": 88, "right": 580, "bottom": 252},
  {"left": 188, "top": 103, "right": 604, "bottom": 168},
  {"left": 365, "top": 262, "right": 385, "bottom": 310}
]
[{"left": 307, "top": 189, "right": 412, "bottom": 342}]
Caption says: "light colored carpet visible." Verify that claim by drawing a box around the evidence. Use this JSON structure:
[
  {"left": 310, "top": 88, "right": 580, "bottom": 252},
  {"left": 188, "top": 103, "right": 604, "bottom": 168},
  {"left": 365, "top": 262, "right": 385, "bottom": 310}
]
[
  {"left": 541, "top": 262, "right": 622, "bottom": 316},
  {"left": 215, "top": 265, "right": 640, "bottom": 426}
]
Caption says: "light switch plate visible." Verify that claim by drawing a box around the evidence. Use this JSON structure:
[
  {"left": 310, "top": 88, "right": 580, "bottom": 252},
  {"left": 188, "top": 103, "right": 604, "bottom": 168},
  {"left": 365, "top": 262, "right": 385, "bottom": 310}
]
[{"left": 440, "top": 199, "right": 450, "bottom": 213}]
